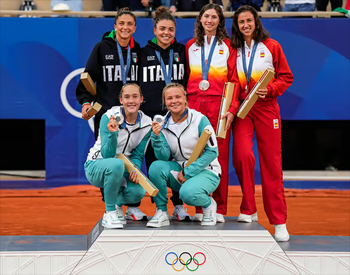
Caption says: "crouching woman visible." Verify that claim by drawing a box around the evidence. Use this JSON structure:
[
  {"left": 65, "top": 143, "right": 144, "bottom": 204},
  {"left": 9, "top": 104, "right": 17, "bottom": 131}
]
[
  {"left": 147, "top": 83, "right": 221, "bottom": 228},
  {"left": 84, "top": 84, "right": 152, "bottom": 229}
]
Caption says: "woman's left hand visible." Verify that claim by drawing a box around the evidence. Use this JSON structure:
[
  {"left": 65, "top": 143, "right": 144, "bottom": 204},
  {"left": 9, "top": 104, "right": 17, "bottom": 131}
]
[
  {"left": 221, "top": 112, "right": 234, "bottom": 131},
  {"left": 129, "top": 170, "right": 139, "bottom": 184},
  {"left": 178, "top": 170, "right": 187, "bottom": 184},
  {"left": 256, "top": 88, "right": 268, "bottom": 98}
]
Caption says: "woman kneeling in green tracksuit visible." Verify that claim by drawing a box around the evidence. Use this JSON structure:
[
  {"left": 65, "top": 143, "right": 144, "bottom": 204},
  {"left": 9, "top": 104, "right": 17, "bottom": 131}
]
[
  {"left": 84, "top": 84, "right": 152, "bottom": 229},
  {"left": 147, "top": 83, "right": 221, "bottom": 228}
]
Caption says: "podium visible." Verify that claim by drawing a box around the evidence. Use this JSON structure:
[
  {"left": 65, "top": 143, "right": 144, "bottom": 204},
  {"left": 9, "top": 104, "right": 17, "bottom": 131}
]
[
  {"left": 1, "top": 218, "right": 349, "bottom": 274},
  {"left": 71, "top": 217, "right": 300, "bottom": 274}
]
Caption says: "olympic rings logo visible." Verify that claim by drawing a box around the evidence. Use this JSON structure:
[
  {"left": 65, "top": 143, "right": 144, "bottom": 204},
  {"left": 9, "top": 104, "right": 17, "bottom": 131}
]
[{"left": 165, "top": 252, "right": 206, "bottom": 272}]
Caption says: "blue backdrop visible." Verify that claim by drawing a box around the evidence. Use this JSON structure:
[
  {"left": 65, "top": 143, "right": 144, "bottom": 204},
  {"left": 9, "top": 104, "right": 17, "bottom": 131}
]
[{"left": 0, "top": 18, "right": 349, "bottom": 189}]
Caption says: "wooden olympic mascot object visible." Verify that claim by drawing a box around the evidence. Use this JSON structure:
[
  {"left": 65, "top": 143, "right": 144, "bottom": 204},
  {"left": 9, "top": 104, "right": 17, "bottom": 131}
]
[
  {"left": 216, "top": 82, "right": 235, "bottom": 139},
  {"left": 80, "top": 72, "right": 102, "bottom": 118},
  {"left": 117, "top": 154, "right": 159, "bottom": 197},
  {"left": 237, "top": 68, "right": 275, "bottom": 119}
]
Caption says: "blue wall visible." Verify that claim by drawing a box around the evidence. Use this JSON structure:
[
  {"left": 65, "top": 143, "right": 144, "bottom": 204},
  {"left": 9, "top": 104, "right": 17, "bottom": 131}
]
[{"left": 0, "top": 18, "right": 349, "bottom": 188}]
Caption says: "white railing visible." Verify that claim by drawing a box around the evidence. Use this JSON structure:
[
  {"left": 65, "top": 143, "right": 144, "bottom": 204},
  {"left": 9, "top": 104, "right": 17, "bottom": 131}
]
[{"left": 0, "top": 10, "right": 345, "bottom": 18}]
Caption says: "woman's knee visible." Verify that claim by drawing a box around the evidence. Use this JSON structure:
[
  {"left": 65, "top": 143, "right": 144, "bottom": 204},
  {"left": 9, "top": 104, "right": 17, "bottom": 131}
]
[
  {"left": 179, "top": 186, "right": 200, "bottom": 206},
  {"left": 148, "top": 160, "right": 166, "bottom": 180},
  {"left": 232, "top": 148, "right": 254, "bottom": 168},
  {"left": 127, "top": 184, "right": 146, "bottom": 202},
  {"left": 105, "top": 158, "right": 124, "bottom": 176}
]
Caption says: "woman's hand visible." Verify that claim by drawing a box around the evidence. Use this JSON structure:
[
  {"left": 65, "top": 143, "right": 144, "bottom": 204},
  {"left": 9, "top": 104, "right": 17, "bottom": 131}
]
[
  {"left": 129, "top": 170, "right": 139, "bottom": 184},
  {"left": 107, "top": 116, "right": 119, "bottom": 132},
  {"left": 221, "top": 111, "right": 234, "bottom": 131},
  {"left": 256, "top": 88, "right": 268, "bottom": 99},
  {"left": 178, "top": 170, "right": 187, "bottom": 184},
  {"left": 82, "top": 104, "right": 92, "bottom": 121},
  {"left": 152, "top": 121, "right": 161, "bottom": 136}
]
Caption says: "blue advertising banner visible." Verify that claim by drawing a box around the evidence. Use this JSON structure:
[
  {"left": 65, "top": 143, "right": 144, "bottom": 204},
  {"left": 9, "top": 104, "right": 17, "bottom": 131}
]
[{"left": 0, "top": 18, "right": 349, "bottom": 188}]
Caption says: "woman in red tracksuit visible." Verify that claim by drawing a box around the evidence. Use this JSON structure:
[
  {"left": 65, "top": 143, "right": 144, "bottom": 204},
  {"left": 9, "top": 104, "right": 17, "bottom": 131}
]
[
  {"left": 231, "top": 5, "right": 294, "bottom": 241},
  {"left": 186, "top": 3, "right": 239, "bottom": 223}
]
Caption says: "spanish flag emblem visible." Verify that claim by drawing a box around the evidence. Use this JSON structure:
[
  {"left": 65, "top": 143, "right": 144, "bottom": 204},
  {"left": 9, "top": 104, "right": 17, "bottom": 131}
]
[
  {"left": 260, "top": 51, "right": 265, "bottom": 58},
  {"left": 219, "top": 49, "right": 224, "bottom": 54}
]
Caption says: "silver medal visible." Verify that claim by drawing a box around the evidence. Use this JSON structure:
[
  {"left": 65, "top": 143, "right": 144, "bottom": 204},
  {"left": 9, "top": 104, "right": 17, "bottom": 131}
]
[
  {"left": 153, "top": 114, "right": 165, "bottom": 126},
  {"left": 199, "top": 80, "right": 210, "bottom": 91}
]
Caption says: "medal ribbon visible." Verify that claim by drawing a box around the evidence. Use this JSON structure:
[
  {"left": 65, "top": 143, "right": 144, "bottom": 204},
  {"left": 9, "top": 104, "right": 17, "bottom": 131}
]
[
  {"left": 120, "top": 108, "right": 141, "bottom": 128},
  {"left": 201, "top": 37, "right": 217, "bottom": 81},
  {"left": 242, "top": 42, "right": 258, "bottom": 87},
  {"left": 155, "top": 49, "right": 173, "bottom": 85},
  {"left": 161, "top": 108, "right": 188, "bottom": 130},
  {"left": 116, "top": 41, "right": 131, "bottom": 85}
]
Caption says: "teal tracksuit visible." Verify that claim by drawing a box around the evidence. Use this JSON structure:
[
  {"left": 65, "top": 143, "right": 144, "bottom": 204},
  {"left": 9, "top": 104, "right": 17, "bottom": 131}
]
[
  {"left": 149, "top": 108, "right": 221, "bottom": 211},
  {"left": 84, "top": 106, "right": 152, "bottom": 211}
]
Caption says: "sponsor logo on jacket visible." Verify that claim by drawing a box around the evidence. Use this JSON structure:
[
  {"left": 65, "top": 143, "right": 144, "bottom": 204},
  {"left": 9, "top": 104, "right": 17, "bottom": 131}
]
[
  {"left": 105, "top": 55, "right": 114, "bottom": 60},
  {"left": 147, "top": 56, "right": 155, "bottom": 61}
]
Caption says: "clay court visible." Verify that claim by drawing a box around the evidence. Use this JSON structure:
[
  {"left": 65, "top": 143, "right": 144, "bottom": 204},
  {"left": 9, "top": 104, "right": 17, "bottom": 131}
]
[{"left": 1, "top": 185, "right": 349, "bottom": 237}]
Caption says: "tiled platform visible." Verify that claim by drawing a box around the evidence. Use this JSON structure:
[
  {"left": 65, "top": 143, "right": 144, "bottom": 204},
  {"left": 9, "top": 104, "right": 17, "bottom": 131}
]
[{"left": 1, "top": 218, "right": 349, "bottom": 274}]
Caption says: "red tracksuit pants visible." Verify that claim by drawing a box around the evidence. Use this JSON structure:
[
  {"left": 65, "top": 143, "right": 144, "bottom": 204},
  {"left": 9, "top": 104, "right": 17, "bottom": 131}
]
[
  {"left": 188, "top": 95, "right": 230, "bottom": 215},
  {"left": 232, "top": 99, "right": 287, "bottom": 225}
]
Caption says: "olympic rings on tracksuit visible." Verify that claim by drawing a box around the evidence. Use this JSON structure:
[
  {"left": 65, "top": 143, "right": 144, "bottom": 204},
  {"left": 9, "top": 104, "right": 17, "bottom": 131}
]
[{"left": 165, "top": 252, "right": 206, "bottom": 271}]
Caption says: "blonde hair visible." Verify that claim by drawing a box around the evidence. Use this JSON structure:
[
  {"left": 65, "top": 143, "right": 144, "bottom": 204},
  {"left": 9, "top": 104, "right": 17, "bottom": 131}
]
[
  {"left": 162, "top": 83, "right": 187, "bottom": 108},
  {"left": 119, "top": 83, "right": 143, "bottom": 99}
]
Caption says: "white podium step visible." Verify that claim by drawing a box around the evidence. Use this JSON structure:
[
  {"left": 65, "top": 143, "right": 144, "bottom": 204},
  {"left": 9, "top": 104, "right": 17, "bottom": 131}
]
[{"left": 71, "top": 217, "right": 300, "bottom": 274}]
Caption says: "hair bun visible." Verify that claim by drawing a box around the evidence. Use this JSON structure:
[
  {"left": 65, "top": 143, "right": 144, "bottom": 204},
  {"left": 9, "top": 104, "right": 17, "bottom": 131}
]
[
  {"left": 117, "top": 7, "right": 130, "bottom": 14},
  {"left": 154, "top": 6, "right": 171, "bottom": 20}
]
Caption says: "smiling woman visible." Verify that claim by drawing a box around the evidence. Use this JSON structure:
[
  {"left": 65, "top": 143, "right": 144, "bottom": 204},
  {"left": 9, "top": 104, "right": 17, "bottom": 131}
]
[
  {"left": 185, "top": 3, "right": 240, "bottom": 223},
  {"left": 230, "top": 5, "right": 294, "bottom": 242},
  {"left": 76, "top": 8, "right": 141, "bottom": 141},
  {"left": 84, "top": 83, "right": 152, "bottom": 229},
  {"left": 138, "top": 6, "right": 190, "bottom": 221},
  {"left": 147, "top": 83, "right": 221, "bottom": 228}
]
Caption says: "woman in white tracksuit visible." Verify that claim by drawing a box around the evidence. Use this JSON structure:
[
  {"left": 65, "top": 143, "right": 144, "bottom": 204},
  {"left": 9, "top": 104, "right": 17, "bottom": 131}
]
[
  {"left": 147, "top": 83, "right": 221, "bottom": 228},
  {"left": 84, "top": 84, "right": 152, "bottom": 229}
]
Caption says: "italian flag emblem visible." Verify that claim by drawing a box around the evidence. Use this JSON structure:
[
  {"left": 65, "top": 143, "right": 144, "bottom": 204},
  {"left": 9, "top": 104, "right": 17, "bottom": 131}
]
[
  {"left": 174, "top": 53, "right": 180, "bottom": 62},
  {"left": 133, "top": 57, "right": 137, "bottom": 63}
]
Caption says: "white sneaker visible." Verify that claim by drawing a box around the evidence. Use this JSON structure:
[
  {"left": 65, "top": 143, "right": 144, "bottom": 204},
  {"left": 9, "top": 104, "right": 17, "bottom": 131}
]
[
  {"left": 201, "top": 197, "right": 217, "bottom": 226},
  {"left": 216, "top": 213, "right": 225, "bottom": 223},
  {"left": 125, "top": 207, "right": 147, "bottom": 221},
  {"left": 237, "top": 212, "right": 258, "bottom": 223},
  {"left": 102, "top": 211, "right": 123, "bottom": 229},
  {"left": 191, "top": 213, "right": 203, "bottom": 222},
  {"left": 274, "top": 224, "right": 290, "bottom": 242},
  {"left": 146, "top": 209, "right": 170, "bottom": 228},
  {"left": 115, "top": 206, "right": 127, "bottom": 224},
  {"left": 172, "top": 205, "right": 191, "bottom": 221}
]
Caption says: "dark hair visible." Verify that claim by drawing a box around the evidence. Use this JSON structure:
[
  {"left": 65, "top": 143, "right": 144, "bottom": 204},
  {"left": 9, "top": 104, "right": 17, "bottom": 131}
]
[
  {"left": 153, "top": 6, "right": 176, "bottom": 29},
  {"left": 231, "top": 5, "right": 270, "bottom": 49},
  {"left": 115, "top": 7, "right": 137, "bottom": 26},
  {"left": 194, "top": 3, "right": 228, "bottom": 47},
  {"left": 120, "top": 83, "right": 143, "bottom": 98}
]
